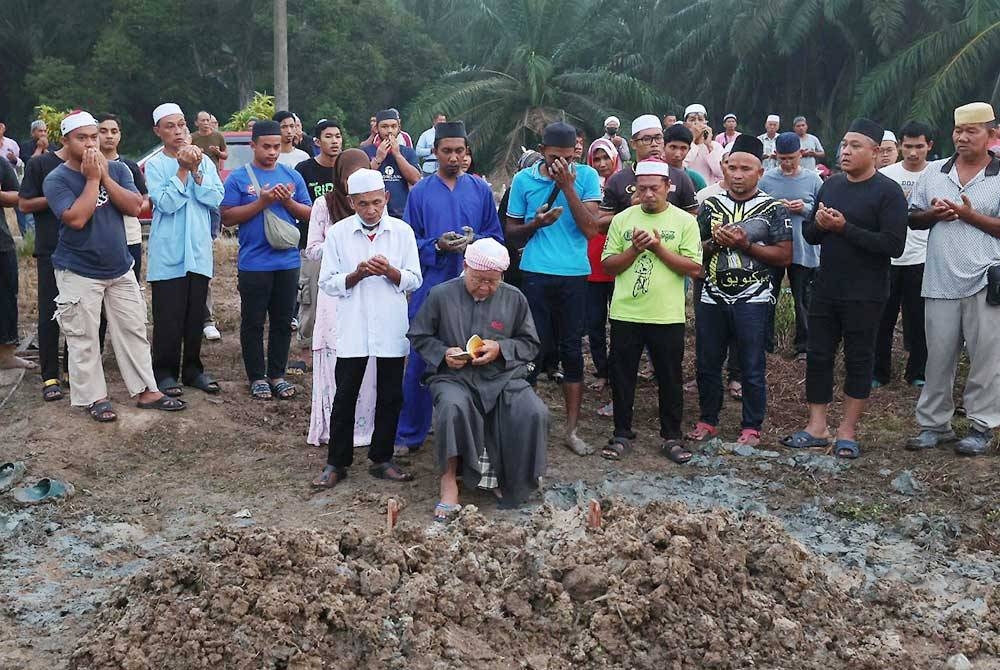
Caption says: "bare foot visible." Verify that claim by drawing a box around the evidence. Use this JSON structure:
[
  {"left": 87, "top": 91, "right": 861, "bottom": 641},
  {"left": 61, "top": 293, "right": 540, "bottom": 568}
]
[
  {"left": 137, "top": 389, "right": 165, "bottom": 404},
  {"left": 0, "top": 355, "right": 38, "bottom": 370}
]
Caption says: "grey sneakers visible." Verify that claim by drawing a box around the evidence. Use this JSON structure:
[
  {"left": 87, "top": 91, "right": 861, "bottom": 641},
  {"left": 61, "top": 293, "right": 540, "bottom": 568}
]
[
  {"left": 906, "top": 428, "right": 993, "bottom": 456},
  {"left": 905, "top": 429, "right": 957, "bottom": 451}
]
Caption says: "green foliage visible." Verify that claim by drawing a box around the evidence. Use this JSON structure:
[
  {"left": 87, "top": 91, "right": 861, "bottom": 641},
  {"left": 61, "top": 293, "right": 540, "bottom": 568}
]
[
  {"left": 33, "top": 105, "right": 73, "bottom": 144},
  {"left": 223, "top": 92, "right": 276, "bottom": 131}
]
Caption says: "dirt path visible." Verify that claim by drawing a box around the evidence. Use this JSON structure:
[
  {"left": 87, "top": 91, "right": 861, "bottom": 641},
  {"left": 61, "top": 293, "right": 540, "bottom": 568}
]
[{"left": 2, "top": 242, "right": 999, "bottom": 668}]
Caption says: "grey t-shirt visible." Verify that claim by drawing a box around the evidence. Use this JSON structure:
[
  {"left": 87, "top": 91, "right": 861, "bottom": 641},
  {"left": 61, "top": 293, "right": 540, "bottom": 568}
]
[
  {"left": 910, "top": 154, "right": 1000, "bottom": 299},
  {"left": 44, "top": 161, "right": 138, "bottom": 280}
]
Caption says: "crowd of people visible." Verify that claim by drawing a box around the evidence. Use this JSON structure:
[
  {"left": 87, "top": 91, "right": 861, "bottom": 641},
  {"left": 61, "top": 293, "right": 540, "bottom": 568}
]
[{"left": 0, "top": 97, "right": 998, "bottom": 522}]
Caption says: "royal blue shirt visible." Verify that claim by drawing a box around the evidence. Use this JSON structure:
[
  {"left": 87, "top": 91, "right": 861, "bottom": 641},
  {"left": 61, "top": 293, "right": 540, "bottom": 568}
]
[
  {"left": 221, "top": 163, "right": 310, "bottom": 272},
  {"left": 403, "top": 173, "right": 504, "bottom": 317},
  {"left": 506, "top": 162, "right": 602, "bottom": 276}
]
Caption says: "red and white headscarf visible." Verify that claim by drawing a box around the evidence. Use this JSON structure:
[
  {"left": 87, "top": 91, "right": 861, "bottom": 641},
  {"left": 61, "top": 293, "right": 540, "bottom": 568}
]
[{"left": 465, "top": 238, "right": 510, "bottom": 272}]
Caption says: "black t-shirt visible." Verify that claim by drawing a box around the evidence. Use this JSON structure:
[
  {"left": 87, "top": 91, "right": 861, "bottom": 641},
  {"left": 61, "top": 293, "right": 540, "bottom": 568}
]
[
  {"left": 0, "top": 159, "right": 18, "bottom": 253},
  {"left": 802, "top": 172, "right": 908, "bottom": 302},
  {"left": 600, "top": 163, "right": 698, "bottom": 214},
  {"left": 116, "top": 156, "right": 148, "bottom": 195},
  {"left": 294, "top": 157, "right": 336, "bottom": 250},
  {"left": 18, "top": 151, "right": 65, "bottom": 258}
]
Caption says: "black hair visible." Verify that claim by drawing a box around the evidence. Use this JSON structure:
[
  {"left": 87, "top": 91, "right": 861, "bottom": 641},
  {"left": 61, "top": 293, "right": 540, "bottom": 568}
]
[
  {"left": 313, "top": 118, "right": 342, "bottom": 137},
  {"left": 272, "top": 110, "right": 295, "bottom": 124},
  {"left": 899, "top": 120, "right": 934, "bottom": 144},
  {"left": 575, "top": 128, "right": 586, "bottom": 139},
  {"left": 95, "top": 113, "right": 120, "bottom": 126},
  {"left": 664, "top": 123, "right": 694, "bottom": 145},
  {"left": 433, "top": 136, "right": 469, "bottom": 149}
]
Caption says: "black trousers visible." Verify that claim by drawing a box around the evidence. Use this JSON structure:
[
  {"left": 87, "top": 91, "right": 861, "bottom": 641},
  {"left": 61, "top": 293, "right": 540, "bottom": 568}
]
[
  {"left": 238, "top": 268, "right": 299, "bottom": 382},
  {"left": 609, "top": 320, "right": 685, "bottom": 440},
  {"left": 151, "top": 272, "right": 209, "bottom": 384},
  {"left": 586, "top": 281, "right": 613, "bottom": 379},
  {"left": 873, "top": 264, "right": 927, "bottom": 384},
  {"left": 36, "top": 255, "right": 64, "bottom": 382},
  {"left": 128, "top": 243, "right": 142, "bottom": 282},
  {"left": 0, "top": 250, "right": 17, "bottom": 346},
  {"left": 806, "top": 296, "right": 885, "bottom": 403},
  {"left": 328, "top": 356, "right": 405, "bottom": 469},
  {"left": 767, "top": 264, "right": 815, "bottom": 354}
]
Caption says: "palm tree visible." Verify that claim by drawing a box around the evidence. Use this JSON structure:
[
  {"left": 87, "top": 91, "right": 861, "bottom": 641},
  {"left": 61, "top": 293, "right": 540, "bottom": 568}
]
[
  {"left": 405, "top": 0, "right": 658, "bottom": 175},
  {"left": 856, "top": 0, "right": 1000, "bottom": 129}
]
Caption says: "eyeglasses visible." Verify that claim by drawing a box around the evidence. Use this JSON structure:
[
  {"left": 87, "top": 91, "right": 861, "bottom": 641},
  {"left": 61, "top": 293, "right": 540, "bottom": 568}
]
[
  {"left": 467, "top": 274, "right": 502, "bottom": 288},
  {"left": 635, "top": 134, "right": 665, "bottom": 146}
]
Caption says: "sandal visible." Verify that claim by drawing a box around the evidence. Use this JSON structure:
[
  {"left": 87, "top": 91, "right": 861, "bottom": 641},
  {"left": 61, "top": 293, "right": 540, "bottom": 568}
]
[
  {"left": 270, "top": 379, "right": 296, "bottom": 399},
  {"left": 433, "top": 502, "right": 462, "bottom": 523},
  {"left": 42, "top": 379, "right": 63, "bottom": 402},
  {"left": 729, "top": 381, "right": 743, "bottom": 400},
  {"left": 780, "top": 431, "right": 830, "bottom": 449},
  {"left": 250, "top": 379, "right": 272, "bottom": 400},
  {"left": 157, "top": 377, "right": 184, "bottom": 397},
  {"left": 286, "top": 360, "right": 308, "bottom": 376},
  {"left": 597, "top": 402, "right": 614, "bottom": 417},
  {"left": 87, "top": 400, "right": 118, "bottom": 423},
  {"left": 369, "top": 461, "right": 414, "bottom": 481},
  {"left": 686, "top": 421, "right": 718, "bottom": 441},
  {"left": 185, "top": 372, "right": 220, "bottom": 394},
  {"left": 834, "top": 439, "right": 861, "bottom": 459},
  {"left": 136, "top": 395, "right": 187, "bottom": 411},
  {"left": 736, "top": 428, "right": 761, "bottom": 447},
  {"left": 311, "top": 465, "right": 345, "bottom": 489},
  {"left": 663, "top": 439, "right": 693, "bottom": 464},
  {"left": 601, "top": 436, "right": 632, "bottom": 461},
  {"left": 0, "top": 461, "right": 27, "bottom": 493}
]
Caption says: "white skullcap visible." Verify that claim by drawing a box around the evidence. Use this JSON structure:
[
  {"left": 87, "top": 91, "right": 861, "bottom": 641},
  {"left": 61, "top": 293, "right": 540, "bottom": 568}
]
[
  {"left": 882, "top": 130, "right": 898, "bottom": 143},
  {"left": 723, "top": 113, "right": 737, "bottom": 122},
  {"left": 465, "top": 238, "right": 510, "bottom": 272},
  {"left": 604, "top": 116, "right": 620, "bottom": 127},
  {"left": 684, "top": 103, "right": 707, "bottom": 119},
  {"left": 766, "top": 114, "right": 780, "bottom": 124},
  {"left": 631, "top": 114, "right": 661, "bottom": 137},
  {"left": 634, "top": 159, "right": 671, "bottom": 178},
  {"left": 60, "top": 111, "right": 98, "bottom": 137},
  {"left": 347, "top": 168, "right": 385, "bottom": 195},
  {"left": 153, "top": 102, "right": 184, "bottom": 124}
]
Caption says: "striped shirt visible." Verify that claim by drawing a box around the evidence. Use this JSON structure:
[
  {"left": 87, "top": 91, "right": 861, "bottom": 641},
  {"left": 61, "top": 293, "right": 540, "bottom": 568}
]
[{"left": 910, "top": 153, "right": 1000, "bottom": 299}]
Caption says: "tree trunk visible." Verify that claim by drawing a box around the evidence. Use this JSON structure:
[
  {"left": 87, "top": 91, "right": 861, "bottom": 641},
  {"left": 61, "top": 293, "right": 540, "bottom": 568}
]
[{"left": 274, "top": 0, "right": 288, "bottom": 111}]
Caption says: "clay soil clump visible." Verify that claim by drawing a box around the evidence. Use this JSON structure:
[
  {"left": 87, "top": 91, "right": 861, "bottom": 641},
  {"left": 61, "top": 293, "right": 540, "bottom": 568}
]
[{"left": 70, "top": 501, "right": 917, "bottom": 669}]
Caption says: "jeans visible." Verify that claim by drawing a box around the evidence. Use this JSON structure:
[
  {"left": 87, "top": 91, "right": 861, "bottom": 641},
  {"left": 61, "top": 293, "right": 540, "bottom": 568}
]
[
  {"left": 521, "top": 271, "right": 587, "bottom": 383},
  {"left": 806, "top": 296, "right": 884, "bottom": 403},
  {"left": 328, "top": 356, "right": 405, "bottom": 469},
  {"left": 151, "top": 272, "right": 209, "bottom": 385},
  {"left": 695, "top": 300, "right": 769, "bottom": 429},
  {"left": 873, "top": 264, "right": 926, "bottom": 384},
  {"left": 693, "top": 277, "right": 740, "bottom": 382},
  {"left": 586, "top": 281, "right": 613, "bottom": 379},
  {"left": 766, "top": 264, "right": 814, "bottom": 354},
  {"left": 609, "top": 320, "right": 685, "bottom": 439},
  {"left": 238, "top": 268, "right": 299, "bottom": 382}
]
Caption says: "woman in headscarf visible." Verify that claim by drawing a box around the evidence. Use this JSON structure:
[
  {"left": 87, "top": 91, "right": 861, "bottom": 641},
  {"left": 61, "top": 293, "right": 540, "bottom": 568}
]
[
  {"left": 585, "top": 138, "right": 621, "bottom": 409},
  {"left": 306, "top": 148, "right": 377, "bottom": 448}
]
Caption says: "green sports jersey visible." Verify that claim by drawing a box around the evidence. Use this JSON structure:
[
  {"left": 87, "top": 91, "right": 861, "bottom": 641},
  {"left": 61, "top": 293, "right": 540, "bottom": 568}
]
[{"left": 602, "top": 204, "right": 702, "bottom": 324}]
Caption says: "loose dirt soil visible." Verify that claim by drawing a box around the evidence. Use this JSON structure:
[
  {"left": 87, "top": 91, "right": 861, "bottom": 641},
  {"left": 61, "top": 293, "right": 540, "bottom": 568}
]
[{"left": 2, "top": 239, "right": 999, "bottom": 669}]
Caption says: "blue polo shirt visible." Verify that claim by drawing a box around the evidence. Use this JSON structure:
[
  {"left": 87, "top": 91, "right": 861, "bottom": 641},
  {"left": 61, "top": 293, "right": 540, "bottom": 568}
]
[
  {"left": 221, "top": 163, "right": 310, "bottom": 272},
  {"left": 506, "top": 162, "right": 602, "bottom": 276},
  {"left": 362, "top": 144, "right": 420, "bottom": 218}
]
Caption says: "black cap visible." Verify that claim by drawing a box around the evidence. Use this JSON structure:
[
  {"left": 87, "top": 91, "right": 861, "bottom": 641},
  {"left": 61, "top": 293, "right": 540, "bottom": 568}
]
[
  {"left": 375, "top": 109, "right": 400, "bottom": 123},
  {"left": 542, "top": 121, "right": 577, "bottom": 148},
  {"left": 252, "top": 120, "right": 281, "bottom": 139},
  {"left": 434, "top": 121, "right": 467, "bottom": 139},
  {"left": 728, "top": 134, "right": 764, "bottom": 161},
  {"left": 665, "top": 123, "right": 694, "bottom": 145},
  {"left": 313, "top": 118, "right": 341, "bottom": 137},
  {"left": 847, "top": 117, "right": 884, "bottom": 146}
]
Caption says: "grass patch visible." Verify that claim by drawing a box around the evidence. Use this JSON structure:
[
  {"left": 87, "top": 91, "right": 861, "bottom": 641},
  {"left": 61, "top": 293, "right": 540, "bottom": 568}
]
[{"left": 17, "top": 229, "right": 35, "bottom": 258}]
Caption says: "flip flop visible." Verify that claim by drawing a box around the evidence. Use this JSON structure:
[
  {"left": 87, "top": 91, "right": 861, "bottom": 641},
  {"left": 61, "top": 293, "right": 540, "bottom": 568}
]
[
  {"left": 136, "top": 395, "right": 187, "bottom": 412},
  {"left": 42, "top": 379, "right": 63, "bottom": 402},
  {"left": 185, "top": 372, "right": 221, "bottom": 394},
  {"left": 433, "top": 502, "right": 462, "bottom": 523},
  {"left": 157, "top": 377, "right": 184, "bottom": 397},
  {"left": 311, "top": 465, "right": 345, "bottom": 489},
  {"left": 663, "top": 439, "right": 693, "bottom": 464},
  {"left": 834, "top": 439, "right": 861, "bottom": 459},
  {"left": 0, "top": 461, "right": 27, "bottom": 493},
  {"left": 11, "top": 478, "right": 75, "bottom": 505},
  {"left": 780, "top": 431, "right": 830, "bottom": 449},
  {"left": 369, "top": 461, "right": 413, "bottom": 481},
  {"left": 601, "top": 436, "right": 632, "bottom": 461},
  {"left": 686, "top": 422, "right": 718, "bottom": 442}
]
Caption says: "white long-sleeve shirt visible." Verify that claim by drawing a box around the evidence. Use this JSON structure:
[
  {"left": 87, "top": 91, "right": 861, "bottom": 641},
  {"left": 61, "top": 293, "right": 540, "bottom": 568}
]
[
  {"left": 318, "top": 211, "right": 422, "bottom": 357},
  {"left": 415, "top": 127, "right": 437, "bottom": 174}
]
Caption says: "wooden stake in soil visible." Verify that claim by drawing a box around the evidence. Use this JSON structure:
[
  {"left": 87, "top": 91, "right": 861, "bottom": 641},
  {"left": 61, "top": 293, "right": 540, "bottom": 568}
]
[
  {"left": 587, "top": 499, "right": 602, "bottom": 529},
  {"left": 386, "top": 498, "right": 400, "bottom": 532}
]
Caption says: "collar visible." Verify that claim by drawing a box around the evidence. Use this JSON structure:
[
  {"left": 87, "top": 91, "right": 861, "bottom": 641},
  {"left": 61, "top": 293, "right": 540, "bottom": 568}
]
[
  {"left": 940, "top": 150, "right": 1000, "bottom": 177},
  {"left": 350, "top": 212, "right": 390, "bottom": 233}
]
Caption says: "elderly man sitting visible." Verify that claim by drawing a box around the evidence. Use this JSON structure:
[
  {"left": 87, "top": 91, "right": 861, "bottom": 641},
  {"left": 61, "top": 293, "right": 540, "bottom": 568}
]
[{"left": 408, "top": 238, "right": 549, "bottom": 520}]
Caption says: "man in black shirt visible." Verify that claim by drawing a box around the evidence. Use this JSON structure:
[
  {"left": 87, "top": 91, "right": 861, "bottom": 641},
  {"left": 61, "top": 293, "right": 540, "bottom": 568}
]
[
  {"left": 784, "top": 118, "right": 908, "bottom": 459},
  {"left": 97, "top": 113, "right": 149, "bottom": 279},
  {"left": 18, "top": 145, "right": 68, "bottom": 400},
  {"left": 0, "top": 158, "right": 34, "bottom": 370},
  {"left": 293, "top": 119, "right": 343, "bottom": 350}
]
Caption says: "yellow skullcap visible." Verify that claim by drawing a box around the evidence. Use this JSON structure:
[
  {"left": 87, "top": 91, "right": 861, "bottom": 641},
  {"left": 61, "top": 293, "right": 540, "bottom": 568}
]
[{"left": 954, "top": 102, "right": 995, "bottom": 125}]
